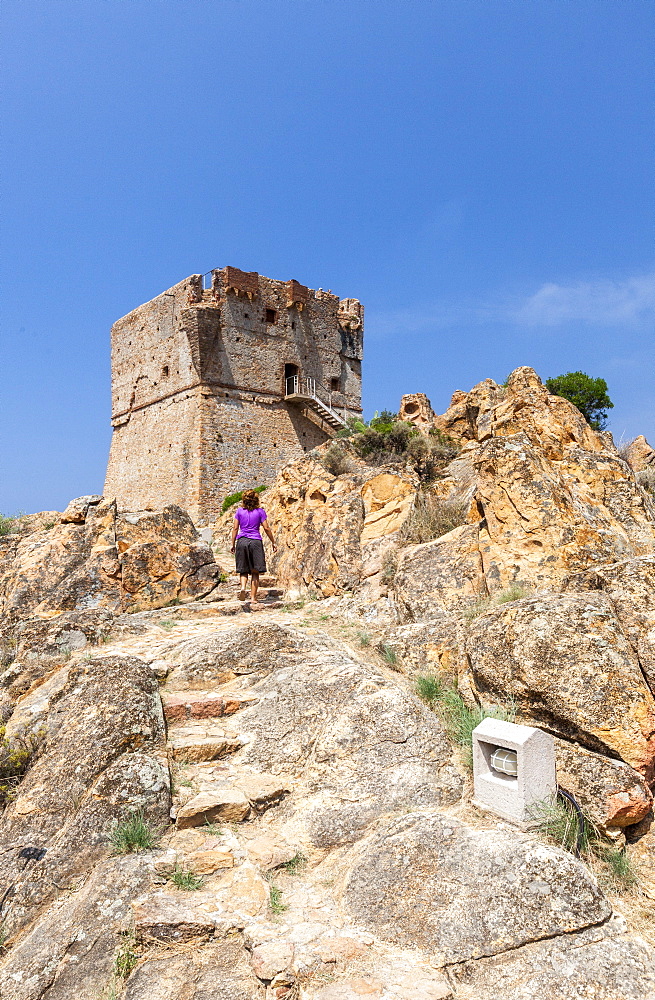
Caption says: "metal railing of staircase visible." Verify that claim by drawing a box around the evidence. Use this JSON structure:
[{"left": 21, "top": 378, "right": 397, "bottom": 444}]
[{"left": 284, "top": 375, "right": 346, "bottom": 426}]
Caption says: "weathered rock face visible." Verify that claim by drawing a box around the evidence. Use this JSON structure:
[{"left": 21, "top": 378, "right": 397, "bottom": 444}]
[
  {"left": 463, "top": 593, "right": 655, "bottom": 779},
  {"left": 0, "top": 654, "right": 169, "bottom": 941},
  {"left": 624, "top": 434, "right": 655, "bottom": 472},
  {"left": 567, "top": 555, "right": 655, "bottom": 694},
  {"left": 449, "top": 919, "right": 655, "bottom": 1000},
  {"left": 398, "top": 392, "right": 436, "bottom": 431},
  {"left": 261, "top": 456, "right": 417, "bottom": 597},
  {"left": 394, "top": 524, "right": 486, "bottom": 617},
  {"left": 230, "top": 626, "right": 463, "bottom": 846},
  {"left": 1, "top": 855, "right": 154, "bottom": 1000},
  {"left": 0, "top": 498, "right": 220, "bottom": 618},
  {"left": 555, "top": 740, "right": 653, "bottom": 833},
  {"left": 416, "top": 368, "right": 655, "bottom": 603},
  {"left": 0, "top": 607, "right": 652, "bottom": 999},
  {"left": 345, "top": 812, "right": 610, "bottom": 966}
]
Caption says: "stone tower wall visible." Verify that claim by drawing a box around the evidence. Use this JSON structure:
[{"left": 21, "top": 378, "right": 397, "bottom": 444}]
[{"left": 104, "top": 268, "right": 363, "bottom": 524}]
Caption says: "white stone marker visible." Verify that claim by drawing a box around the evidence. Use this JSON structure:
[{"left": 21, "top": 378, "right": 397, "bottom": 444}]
[{"left": 472, "top": 717, "right": 556, "bottom": 828}]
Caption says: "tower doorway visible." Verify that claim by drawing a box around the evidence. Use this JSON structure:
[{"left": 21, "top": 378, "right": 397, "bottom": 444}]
[{"left": 284, "top": 363, "right": 299, "bottom": 395}]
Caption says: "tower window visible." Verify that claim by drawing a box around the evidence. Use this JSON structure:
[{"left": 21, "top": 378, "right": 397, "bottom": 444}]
[
  {"left": 330, "top": 377, "right": 339, "bottom": 392},
  {"left": 265, "top": 308, "right": 278, "bottom": 324},
  {"left": 162, "top": 365, "right": 169, "bottom": 378}
]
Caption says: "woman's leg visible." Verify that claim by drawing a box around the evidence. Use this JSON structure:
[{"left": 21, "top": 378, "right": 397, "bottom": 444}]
[
  {"left": 250, "top": 572, "right": 259, "bottom": 603},
  {"left": 238, "top": 574, "right": 248, "bottom": 600}
]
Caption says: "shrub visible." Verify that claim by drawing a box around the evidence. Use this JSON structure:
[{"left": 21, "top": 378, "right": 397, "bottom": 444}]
[
  {"left": 462, "top": 583, "right": 533, "bottom": 620},
  {"left": 380, "top": 549, "right": 398, "bottom": 586},
  {"left": 109, "top": 811, "right": 158, "bottom": 854},
  {"left": 399, "top": 493, "right": 467, "bottom": 545},
  {"left": 168, "top": 864, "right": 203, "bottom": 891},
  {"left": 0, "top": 727, "right": 39, "bottom": 806},
  {"left": 320, "top": 443, "right": 355, "bottom": 476},
  {"left": 531, "top": 795, "right": 642, "bottom": 893},
  {"left": 380, "top": 643, "right": 398, "bottom": 666},
  {"left": 637, "top": 468, "right": 655, "bottom": 494},
  {"left": 279, "top": 851, "right": 307, "bottom": 874},
  {"left": 531, "top": 795, "right": 592, "bottom": 855},
  {"left": 416, "top": 676, "right": 515, "bottom": 769},
  {"left": 269, "top": 884, "right": 288, "bottom": 914},
  {"left": 545, "top": 372, "right": 613, "bottom": 430},
  {"left": 0, "top": 515, "right": 16, "bottom": 537},
  {"left": 597, "top": 844, "right": 641, "bottom": 892},
  {"left": 358, "top": 631, "right": 371, "bottom": 647},
  {"left": 114, "top": 932, "right": 138, "bottom": 979},
  {"left": 494, "top": 582, "right": 532, "bottom": 604},
  {"left": 221, "top": 485, "right": 267, "bottom": 514}
]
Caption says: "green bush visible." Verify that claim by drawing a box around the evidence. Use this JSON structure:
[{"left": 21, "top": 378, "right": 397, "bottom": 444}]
[
  {"left": 168, "top": 864, "right": 203, "bottom": 891},
  {"left": 221, "top": 485, "right": 267, "bottom": 514},
  {"left": 0, "top": 515, "right": 16, "bottom": 537},
  {"left": 416, "top": 676, "right": 515, "bottom": 769},
  {"left": 335, "top": 413, "right": 459, "bottom": 481},
  {"left": 0, "top": 727, "right": 39, "bottom": 805},
  {"left": 545, "top": 371, "right": 614, "bottom": 430},
  {"left": 320, "top": 442, "right": 355, "bottom": 476},
  {"left": 113, "top": 932, "right": 138, "bottom": 978},
  {"left": 279, "top": 851, "right": 307, "bottom": 874},
  {"left": 109, "top": 810, "right": 158, "bottom": 854},
  {"left": 269, "top": 884, "right": 288, "bottom": 914}
]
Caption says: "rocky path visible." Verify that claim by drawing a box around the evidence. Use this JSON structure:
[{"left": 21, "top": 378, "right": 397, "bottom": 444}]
[{"left": 1, "top": 594, "right": 654, "bottom": 999}]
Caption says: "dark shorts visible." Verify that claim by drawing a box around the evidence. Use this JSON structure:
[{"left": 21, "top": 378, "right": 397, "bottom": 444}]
[{"left": 235, "top": 537, "right": 266, "bottom": 575}]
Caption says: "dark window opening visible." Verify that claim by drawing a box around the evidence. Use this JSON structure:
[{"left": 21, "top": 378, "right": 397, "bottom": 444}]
[
  {"left": 244, "top": 312, "right": 249, "bottom": 318},
  {"left": 291, "top": 321, "right": 296, "bottom": 330},
  {"left": 162, "top": 365, "right": 169, "bottom": 378},
  {"left": 330, "top": 378, "right": 340, "bottom": 392},
  {"left": 265, "top": 308, "right": 278, "bottom": 324}
]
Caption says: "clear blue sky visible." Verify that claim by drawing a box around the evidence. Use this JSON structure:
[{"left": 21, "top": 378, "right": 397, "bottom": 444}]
[{"left": 1, "top": 0, "right": 653, "bottom": 514}]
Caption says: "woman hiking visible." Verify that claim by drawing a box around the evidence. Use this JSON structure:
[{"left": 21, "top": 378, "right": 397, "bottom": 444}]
[{"left": 231, "top": 489, "right": 277, "bottom": 608}]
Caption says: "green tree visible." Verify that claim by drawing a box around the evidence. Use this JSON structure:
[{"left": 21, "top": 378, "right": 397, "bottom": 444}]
[{"left": 545, "top": 371, "right": 614, "bottom": 430}]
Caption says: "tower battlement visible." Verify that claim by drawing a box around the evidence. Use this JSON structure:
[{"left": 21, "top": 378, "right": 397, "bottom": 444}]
[{"left": 104, "top": 267, "right": 363, "bottom": 523}]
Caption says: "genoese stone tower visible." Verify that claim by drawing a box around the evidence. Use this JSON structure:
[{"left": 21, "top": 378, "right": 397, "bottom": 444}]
[{"left": 104, "top": 267, "right": 364, "bottom": 523}]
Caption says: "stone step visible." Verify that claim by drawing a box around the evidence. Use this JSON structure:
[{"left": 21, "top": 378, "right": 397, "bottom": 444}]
[
  {"left": 162, "top": 690, "right": 258, "bottom": 723},
  {"left": 174, "top": 772, "right": 291, "bottom": 828},
  {"left": 168, "top": 723, "right": 244, "bottom": 763}
]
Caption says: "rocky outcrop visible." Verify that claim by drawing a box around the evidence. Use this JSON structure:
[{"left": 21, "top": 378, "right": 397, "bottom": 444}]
[
  {"left": 0, "top": 605, "right": 652, "bottom": 999},
  {"left": 417, "top": 368, "right": 655, "bottom": 602},
  {"left": 261, "top": 457, "right": 417, "bottom": 597},
  {"left": 345, "top": 812, "right": 610, "bottom": 965},
  {"left": 0, "top": 654, "right": 169, "bottom": 944},
  {"left": 567, "top": 555, "right": 655, "bottom": 693},
  {"left": 449, "top": 919, "right": 655, "bottom": 1000},
  {"left": 2, "top": 368, "right": 655, "bottom": 998},
  {"left": 0, "top": 498, "right": 220, "bottom": 619},
  {"left": 624, "top": 434, "right": 655, "bottom": 472},
  {"left": 463, "top": 593, "right": 655, "bottom": 779},
  {"left": 555, "top": 741, "right": 652, "bottom": 834},
  {"left": 398, "top": 392, "right": 436, "bottom": 431}
]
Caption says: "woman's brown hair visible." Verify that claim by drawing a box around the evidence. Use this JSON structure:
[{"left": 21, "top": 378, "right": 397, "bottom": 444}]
[{"left": 241, "top": 489, "right": 260, "bottom": 511}]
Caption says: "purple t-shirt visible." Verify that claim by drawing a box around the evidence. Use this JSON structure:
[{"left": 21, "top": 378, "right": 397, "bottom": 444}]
[{"left": 234, "top": 506, "right": 267, "bottom": 540}]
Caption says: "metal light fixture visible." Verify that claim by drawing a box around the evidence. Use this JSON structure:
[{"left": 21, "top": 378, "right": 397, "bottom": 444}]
[{"left": 490, "top": 746, "right": 518, "bottom": 776}]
